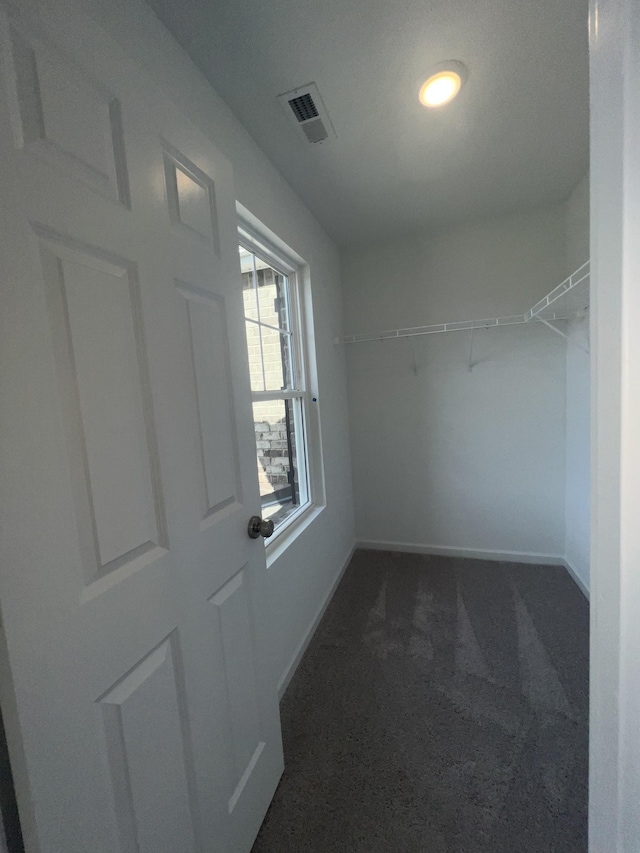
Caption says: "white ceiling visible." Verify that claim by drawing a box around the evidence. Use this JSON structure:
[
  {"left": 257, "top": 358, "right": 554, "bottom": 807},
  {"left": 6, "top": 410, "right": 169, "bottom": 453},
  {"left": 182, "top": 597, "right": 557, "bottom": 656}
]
[{"left": 147, "top": 0, "right": 589, "bottom": 247}]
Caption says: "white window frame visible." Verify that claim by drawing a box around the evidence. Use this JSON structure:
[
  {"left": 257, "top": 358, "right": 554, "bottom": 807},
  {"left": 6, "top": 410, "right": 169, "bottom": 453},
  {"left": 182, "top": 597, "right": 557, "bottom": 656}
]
[{"left": 238, "top": 221, "right": 322, "bottom": 549}]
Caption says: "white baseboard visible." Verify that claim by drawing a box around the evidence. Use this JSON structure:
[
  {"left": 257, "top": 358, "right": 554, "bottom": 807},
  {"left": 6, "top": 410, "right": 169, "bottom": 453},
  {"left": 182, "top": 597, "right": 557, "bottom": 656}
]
[
  {"left": 561, "top": 557, "right": 590, "bottom": 600},
  {"left": 276, "top": 542, "right": 356, "bottom": 699},
  {"left": 356, "top": 539, "right": 565, "bottom": 566}
]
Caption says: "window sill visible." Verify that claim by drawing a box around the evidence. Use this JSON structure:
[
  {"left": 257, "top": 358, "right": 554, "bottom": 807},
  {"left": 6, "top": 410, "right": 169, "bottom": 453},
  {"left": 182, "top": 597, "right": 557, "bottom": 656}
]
[{"left": 265, "top": 502, "right": 325, "bottom": 568}]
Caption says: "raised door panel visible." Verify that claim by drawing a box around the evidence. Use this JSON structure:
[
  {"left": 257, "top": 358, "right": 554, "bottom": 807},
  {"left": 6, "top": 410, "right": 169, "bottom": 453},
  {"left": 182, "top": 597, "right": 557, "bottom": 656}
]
[
  {"left": 210, "top": 569, "right": 264, "bottom": 812},
  {"left": 39, "top": 228, "right": 167, "bottom": 582},
  {"left": 3, "top": 21, "right": 129, "bottom": 203},
  {"left": 98, "top": 634, "right": 197, "bottom": 853},
  {"left": 163, "top": 144, "right": 218, "bottom": 252},
  {"left": 177, "top": 282, "right": 242, "bottom": 524}
]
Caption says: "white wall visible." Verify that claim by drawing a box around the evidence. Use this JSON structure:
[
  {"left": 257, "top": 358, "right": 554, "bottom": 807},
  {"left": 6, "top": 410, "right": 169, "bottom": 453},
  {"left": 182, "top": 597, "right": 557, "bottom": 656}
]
[
  {"left": 565, "top": 175, "right": 590, "bottom": 271},
  {"left": 563, "top": 176, "right": 590, "bottom": 593},
  {"left": 81, "top": 0, "right": 355, "bottom": 691},
  {"left": 342, "top": 207, "right": 567, "bottom": 560}
]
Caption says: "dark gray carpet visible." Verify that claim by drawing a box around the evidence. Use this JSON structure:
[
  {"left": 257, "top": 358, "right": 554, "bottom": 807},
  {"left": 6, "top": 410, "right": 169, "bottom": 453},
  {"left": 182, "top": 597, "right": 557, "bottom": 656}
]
[{"left": 252, "top": 550, "right": 589, "bottom": 853}]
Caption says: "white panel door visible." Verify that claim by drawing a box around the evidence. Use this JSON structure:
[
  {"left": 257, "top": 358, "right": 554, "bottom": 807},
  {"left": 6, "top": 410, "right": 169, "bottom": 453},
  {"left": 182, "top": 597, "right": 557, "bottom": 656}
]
[{"left": 0, "top": 2, "right": 284, "bottom": 851}]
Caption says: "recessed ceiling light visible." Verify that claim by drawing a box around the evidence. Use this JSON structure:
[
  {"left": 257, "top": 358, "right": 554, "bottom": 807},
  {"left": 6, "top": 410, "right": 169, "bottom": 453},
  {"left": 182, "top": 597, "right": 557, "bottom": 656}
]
[{"left": 418, "top": 62, "right": 467, "bottom": 108}]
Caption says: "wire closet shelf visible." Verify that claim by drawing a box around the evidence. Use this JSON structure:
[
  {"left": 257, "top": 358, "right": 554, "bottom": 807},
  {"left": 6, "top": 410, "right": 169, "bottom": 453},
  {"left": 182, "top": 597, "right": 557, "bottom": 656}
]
[{"left": 342, "top": 260, "right": 590, "bottom": 344}]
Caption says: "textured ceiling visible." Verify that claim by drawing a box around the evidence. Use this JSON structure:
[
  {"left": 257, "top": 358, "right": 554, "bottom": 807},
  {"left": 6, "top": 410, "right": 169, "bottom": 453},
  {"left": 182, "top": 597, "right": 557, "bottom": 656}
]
[{"left": 146, "top": 0, "right": 589, "bottom": 247}]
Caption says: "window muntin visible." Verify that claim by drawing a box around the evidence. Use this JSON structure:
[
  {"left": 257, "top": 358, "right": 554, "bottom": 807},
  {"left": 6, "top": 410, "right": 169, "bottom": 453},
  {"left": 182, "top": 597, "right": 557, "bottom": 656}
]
[{"left": 240, "top": 242, "right": 310, "bottom": 534}]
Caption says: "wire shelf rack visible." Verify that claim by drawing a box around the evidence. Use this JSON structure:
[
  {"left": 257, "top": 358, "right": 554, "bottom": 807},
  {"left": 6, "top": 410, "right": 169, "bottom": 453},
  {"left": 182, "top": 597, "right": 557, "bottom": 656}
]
[
  {"left": 343, "top": 261, "right": 590, "bottom": 344},
  {"left": 525, "top": 261, "right": 590, "bottom": 322},
  {"left": 343, "top": 315, "right": 526, "bottom": 344}
]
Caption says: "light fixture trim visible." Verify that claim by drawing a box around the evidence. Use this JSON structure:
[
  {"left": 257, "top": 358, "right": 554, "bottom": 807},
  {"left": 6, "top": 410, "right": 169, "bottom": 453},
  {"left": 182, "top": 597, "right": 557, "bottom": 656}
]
[{"left": 418, "top": 61, "right": 468, "bottom": 108}]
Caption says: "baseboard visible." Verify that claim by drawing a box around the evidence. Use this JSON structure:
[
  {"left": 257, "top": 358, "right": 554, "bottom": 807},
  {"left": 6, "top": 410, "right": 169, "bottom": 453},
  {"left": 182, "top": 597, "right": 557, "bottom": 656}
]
[
  {"left": 276, "top": 542, "right": 356, "bottom": 699},
  {"left": 356, "top": 539, "right": 565, "bottom": 566},
  {"left": 561, "top": 557, "right": 590, "bottom": 600}
]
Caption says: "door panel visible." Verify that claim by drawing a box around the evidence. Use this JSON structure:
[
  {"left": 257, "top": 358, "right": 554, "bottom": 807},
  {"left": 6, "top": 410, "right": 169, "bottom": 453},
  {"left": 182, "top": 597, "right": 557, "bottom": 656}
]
[
  {"left": 210, "top": 569, "right": 263, "bottom": 792},
  {"left": 39, "top": 229, "right": 167, "bottom": 576},
  {"left": 98, "top": 634, "right": 196, "bottom": 853},
  {"left": 163, "top": 143, "right": 219, "bottom": 251},
  {"left": 6, "top": 20, "right": 129, "bottom": 204},
  {"left": 0, "top": 3, "right": 283, "bottom": 851},
  {"left": 177, "top": 283, "right": 243, "bottom": 521}
]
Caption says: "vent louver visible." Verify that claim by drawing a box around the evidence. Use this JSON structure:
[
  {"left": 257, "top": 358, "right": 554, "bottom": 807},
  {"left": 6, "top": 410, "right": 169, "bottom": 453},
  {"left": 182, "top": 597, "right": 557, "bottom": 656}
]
[
  {"left": 278, "top": 83, "right": 336, "bottom": 145},
  {"left": 288, "top": 93, "right": 319, "bottom": 123}
]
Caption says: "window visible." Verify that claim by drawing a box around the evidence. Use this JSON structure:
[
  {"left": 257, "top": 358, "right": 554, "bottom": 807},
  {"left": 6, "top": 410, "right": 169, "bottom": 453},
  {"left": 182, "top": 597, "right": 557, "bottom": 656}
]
[{"left": 239, "top": 236, "right": 311, "bottom": 535}]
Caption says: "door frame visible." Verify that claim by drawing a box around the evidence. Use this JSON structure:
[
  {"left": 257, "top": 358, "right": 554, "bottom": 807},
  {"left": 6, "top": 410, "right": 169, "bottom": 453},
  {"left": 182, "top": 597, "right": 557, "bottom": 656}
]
[{"left": 589, "top": 0, "right": 640, "bottom": 849}]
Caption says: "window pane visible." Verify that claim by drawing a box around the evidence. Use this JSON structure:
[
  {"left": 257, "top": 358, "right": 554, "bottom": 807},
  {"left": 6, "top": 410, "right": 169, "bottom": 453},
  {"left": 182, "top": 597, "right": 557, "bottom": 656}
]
[
  {"left": 241, "top": 246, "right": 296, "bottom": 392},
  {"left": 240, "top": 247, "right": 259, "bottom": 320},
  {"left": 279, "top": 330, "right": 294, "bottom": 388},
  {"left": 238, "top": 245, "right": 254, "bottom": 273},
  {"left": 245, "top": 320, "right": 264, "bottom": 391},
  {"left": 260, "top": 324, "right": 294, "bottom": 391},
  {"left": 253, "top": 398, "right": 303, "bottom": 528},
  {"left": 255, "top": 266, "right": 290, "bottom": 333}
]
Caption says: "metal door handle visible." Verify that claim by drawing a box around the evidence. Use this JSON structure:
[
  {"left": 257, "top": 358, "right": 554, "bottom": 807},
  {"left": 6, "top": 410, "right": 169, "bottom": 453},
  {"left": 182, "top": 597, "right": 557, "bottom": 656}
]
[{"left": 248, "top": 515, "right": 275, "bottom": 539}]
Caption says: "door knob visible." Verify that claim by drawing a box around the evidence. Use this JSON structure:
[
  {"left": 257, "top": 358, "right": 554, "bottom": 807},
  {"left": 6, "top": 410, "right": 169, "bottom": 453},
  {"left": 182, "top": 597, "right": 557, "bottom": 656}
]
[{"left": 248, "top": 515, "right": 275, "bottom": 539}]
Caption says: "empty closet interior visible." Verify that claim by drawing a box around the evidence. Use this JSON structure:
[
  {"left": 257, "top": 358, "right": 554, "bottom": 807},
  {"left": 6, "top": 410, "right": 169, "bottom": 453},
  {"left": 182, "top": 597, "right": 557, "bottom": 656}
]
[{"left": 342, "top": 176, "right": 590, "bottom": 594}]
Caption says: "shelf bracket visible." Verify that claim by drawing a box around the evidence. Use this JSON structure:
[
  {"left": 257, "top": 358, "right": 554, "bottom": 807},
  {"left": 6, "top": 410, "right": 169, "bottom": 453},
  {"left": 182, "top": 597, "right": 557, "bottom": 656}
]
[
  {"left": 467, "top": 325, "right": 475, "bottom": 372},
  {"left": 410, "top": 337, "right": 418, "bottom": 375},
  {"left": 537, "top": 318, "right": 590, "bottom": 354}
]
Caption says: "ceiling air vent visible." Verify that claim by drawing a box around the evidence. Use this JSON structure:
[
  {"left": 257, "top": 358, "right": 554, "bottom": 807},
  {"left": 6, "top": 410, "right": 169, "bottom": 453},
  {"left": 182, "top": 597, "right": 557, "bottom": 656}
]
[
  {"left": 289, "top": 93, "right": 319, "bottom": 122},
  {"left": 278, "top": 83, "right": 336, "bottom": 145}
]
